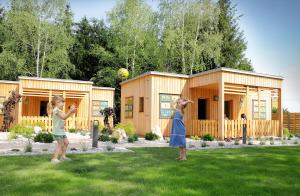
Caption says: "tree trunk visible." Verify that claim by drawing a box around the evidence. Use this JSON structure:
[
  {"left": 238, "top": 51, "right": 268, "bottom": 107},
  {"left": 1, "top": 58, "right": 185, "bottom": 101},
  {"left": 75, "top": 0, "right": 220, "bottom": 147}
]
[
  {"left": 36, "top": 16, "right": 42, "bottom": 77},
  {"left": 180, "top": 5, "right": 186, "bottom": 74},
  {"left": 40, "top": 33, "right": 48, "bottom": 78}
]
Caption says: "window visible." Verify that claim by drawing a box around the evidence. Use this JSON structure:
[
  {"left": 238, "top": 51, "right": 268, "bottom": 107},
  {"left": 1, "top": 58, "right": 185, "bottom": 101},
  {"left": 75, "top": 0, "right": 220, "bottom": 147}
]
[
  {"left": 159, "top": 94, "right": 180, "bottom": 118},
  {"left": 139, "top": 97, "right": 144, "bottom": 112},
  {"left": 125, "top": 97, "right": 133, "bottom": 118},
  {"left": 92, "top": 100, "right": 108, "bottom": 117},
  {"left": 252, "top": 100, "right": 266, "bottom": 120},
  {"left": 0, "top": 96, "right": 5, "bottom": 115},
  {"left": 198, "top": 99, "right": 208, "bottom": 120},
  {"left": 40, "top": 101, "right": 48, "bottom": 116}
]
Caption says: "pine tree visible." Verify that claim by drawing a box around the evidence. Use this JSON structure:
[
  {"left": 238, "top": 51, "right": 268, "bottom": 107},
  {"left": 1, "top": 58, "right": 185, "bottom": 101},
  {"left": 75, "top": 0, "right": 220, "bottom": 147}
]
[{"left": 218, "top": 0, "right": 253, "bottom": 71}]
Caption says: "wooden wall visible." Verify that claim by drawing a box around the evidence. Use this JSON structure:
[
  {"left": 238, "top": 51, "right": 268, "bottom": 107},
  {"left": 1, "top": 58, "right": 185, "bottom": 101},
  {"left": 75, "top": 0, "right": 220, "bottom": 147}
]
[
  {"left": 121, "top": 76, "right": 151, "bottom": 135},
  {"left": 150, "top": 75, "right": 190, "bottom": 136},
  {"left": 0, "top": 81, "right": 19, "bottom": 129}
]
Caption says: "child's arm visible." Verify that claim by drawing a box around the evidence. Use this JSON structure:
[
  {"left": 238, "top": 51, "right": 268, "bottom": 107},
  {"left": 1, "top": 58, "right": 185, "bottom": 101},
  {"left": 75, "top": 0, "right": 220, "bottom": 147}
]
[
  {"left": 182, "top": 99, "right": 194, "bottom": 106},
  {"left": 57, "top": 105, "right": 76, "bottom": 120}
]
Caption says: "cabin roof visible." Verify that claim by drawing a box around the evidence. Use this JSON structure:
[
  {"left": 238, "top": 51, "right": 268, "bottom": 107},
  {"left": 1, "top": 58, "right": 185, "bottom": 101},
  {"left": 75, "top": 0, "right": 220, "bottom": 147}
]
[
  {"left": 0, "top": 80, "right": 19, "bottom": 84},
  {"left": 18, "top": 76, "right": 94, "bottom": 84},
  {"left": 92, "top": 86, "right": 115, "bottom": 91},
  {"left": 120, "top": 67, "right": 284, "bottom": 85}
]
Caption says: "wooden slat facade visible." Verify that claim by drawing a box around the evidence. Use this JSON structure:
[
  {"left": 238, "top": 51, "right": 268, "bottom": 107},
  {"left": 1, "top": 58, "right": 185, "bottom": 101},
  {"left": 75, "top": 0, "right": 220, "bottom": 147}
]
[
  {"left": 0, "top": 77, "right": 115, "bottom": 131},
  {"left": 121, "top": 68, "right": 284, "bottom": 138}
]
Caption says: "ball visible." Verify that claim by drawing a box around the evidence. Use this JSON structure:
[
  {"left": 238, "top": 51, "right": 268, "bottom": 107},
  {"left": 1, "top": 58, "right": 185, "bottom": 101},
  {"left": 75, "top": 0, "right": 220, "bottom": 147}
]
[{"left": 117, "top": 68, "right": 129, "bottom": 80}]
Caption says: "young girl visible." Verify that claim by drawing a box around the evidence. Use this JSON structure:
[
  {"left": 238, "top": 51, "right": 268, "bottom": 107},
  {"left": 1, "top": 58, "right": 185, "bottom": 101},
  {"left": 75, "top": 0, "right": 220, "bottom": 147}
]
[
  {"left": 170, "top": 97, "right": 193, "bottom": 161},
  {"left": 47, "top": 95, "right": 76, "bottom": 164}
]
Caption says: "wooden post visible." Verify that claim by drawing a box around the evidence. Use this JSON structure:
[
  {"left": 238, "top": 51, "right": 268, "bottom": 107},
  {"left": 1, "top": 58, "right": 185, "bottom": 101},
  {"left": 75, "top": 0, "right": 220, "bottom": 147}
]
[
  {"left": 62, "top": 91, "right": 66, "bottom": 113},
  {"left": 48, "top": 90, "right": 52, "bottom": 132},
  {"left": 278, "top": 88, "right": 283, "bottom": 137},
  {"left": 218, "top": 77, "right": 225, "bottom": 140},
  {"left": 258, "top": 88, "right": 261, "bottom": 120},
  {"left": 246, "top": 86, "right": 250, "bottom": 119},
  {"left": 88, "top": 91, "right": 92, "bottom": 131}
]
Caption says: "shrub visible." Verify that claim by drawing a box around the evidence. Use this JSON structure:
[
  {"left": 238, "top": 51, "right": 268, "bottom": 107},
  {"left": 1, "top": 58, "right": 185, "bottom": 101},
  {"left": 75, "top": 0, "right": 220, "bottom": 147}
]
[
  {"left": 293, "top": 140, "right": 298, "bottom": 145},
  {"left": 115, "top": 122, "right": 136, "bottom": 136},
  {"left": 9, "top": 124, "right": 33, "bottom": 140},
  {"left": 111, "top": 137, "right": 118, "bottom": 144},
  {"left": 128, "top": 137, "right": 134, "bottom": 143},
  {"left": 101, "top": 127, "right": 111, "bottom": 135},
  {"left": 68, "top": 128, "right": 77, "bottom": 133},
  {"left": 191, "top": 135, "right": 200, "bottom": 140},
  {"left": 34, "top": 132, "right": 53, "bottom": 143},
  {"left": 218, "top": 142, "right": 225, "bottom": 147},
  {"left": 202, "top": 134, "right": 214, "bottom": 141},
  {"left": 145, "top": 132, "right": 159, "bottom": 141},
  {"left": 128, "top": 134, "right": 139, "bottom": 143},
  {"left": 270, "top": 137, "right": 275, "bottom": 145},
  {"left": 99, "top": 134, "right": 110, "bottom": 142},
  {"left": 272, "top": 107, "right": 278, "bottom": 113},
  {"left": 283, "top": 128, "right": 290, "bottom": 137},
  {"left": 295, "top": 133, "right": 300, "bottom": 138}
]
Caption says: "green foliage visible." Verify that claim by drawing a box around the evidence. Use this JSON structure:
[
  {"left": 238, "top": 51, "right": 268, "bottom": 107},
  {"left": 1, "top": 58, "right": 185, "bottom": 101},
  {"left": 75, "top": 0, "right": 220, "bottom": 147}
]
[
  {"left": 145, "top": 132, "right": 159, "bottom": 141},
  {"left": 34, "top": 132, "right": 53, "bottom": 143},
  {"left": 111, "top": 131, "right": 120, "bottom": 140},
  {"left": 191, "top": 135, "right": 200, "bottom": 140},
  {"left": 218, "top": 142, "right": 225, "bottom": 146},
  {"left": 101, "top": 127, "right": 112, "bottom": 135},
  {"left": 110, "top": 137, "right": 118, "bottom": 144},
  {"left": 202, "top": 134, "right": 214, "bottom": 141},
  {"left": 99, "top": 134, "right": 110, "bottom": 142},
  {"left": 68, "top": 128, "right": 77, "bottom": 133},
  {"left": 217, "top": 0, "right": 253, "bottom": 70},
  {"left": 128, "top": 134, "right": 138, "bottom": 143},
  {"left": 272, "top": 107, "right": 278, "bottom": 113},
  {"left": 9, "top": 124, "right": 33, "bottom": 140},
  {"left": 115, "top": 122, "right": 136, "bottom": 136},
  {"left": 201, "top": 141, "right": 209, "bottom": 147}
]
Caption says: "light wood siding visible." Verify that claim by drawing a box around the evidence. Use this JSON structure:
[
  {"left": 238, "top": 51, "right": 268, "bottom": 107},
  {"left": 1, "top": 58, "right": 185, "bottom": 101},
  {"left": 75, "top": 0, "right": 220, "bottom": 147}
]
[
  {"left": 20, "top": 78, "right": 92, "bottom": 92},
  {"left": 223, "top": 72, "right": 282, "bottom": 88},
  {"left": 91, "top": 88, "right": 114, "bottom": 125},
  {"left": 0, "top": 82, "right": 19, "bottom": 128},
  {"left": 121, "top": 76, "right": 151, "bottom": 135},
  {"left": 150, "top": 75, "right": 190, "bottom": 136},
  {"left": 189, "top": 72, "right": 221, "bottom": 88}
]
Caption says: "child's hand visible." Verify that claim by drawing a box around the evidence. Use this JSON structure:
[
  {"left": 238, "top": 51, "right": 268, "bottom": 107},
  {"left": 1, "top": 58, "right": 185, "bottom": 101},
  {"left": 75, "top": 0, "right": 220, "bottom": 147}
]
[{"left": 70, "top": 105, "right": 77, "bottom": 113}]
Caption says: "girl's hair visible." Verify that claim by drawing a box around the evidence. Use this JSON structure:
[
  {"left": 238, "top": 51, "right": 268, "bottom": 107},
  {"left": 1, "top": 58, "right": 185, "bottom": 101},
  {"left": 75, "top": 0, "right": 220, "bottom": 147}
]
[{"left": 47, "top": 95, "right": 64, "bottom": 115}]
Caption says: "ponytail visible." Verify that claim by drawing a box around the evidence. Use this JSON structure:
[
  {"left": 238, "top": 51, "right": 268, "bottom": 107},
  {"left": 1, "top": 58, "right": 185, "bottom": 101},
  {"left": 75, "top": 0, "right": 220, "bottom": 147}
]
[{"left": 47, "top": 95, "right": 64, "bottom": 116}]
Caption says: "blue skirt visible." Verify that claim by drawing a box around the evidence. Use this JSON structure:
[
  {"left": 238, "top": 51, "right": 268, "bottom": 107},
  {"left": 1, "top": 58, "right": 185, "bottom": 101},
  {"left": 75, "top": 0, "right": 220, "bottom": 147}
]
[{"left": 170, "top": 111, "right": 186, "bottom": 148}]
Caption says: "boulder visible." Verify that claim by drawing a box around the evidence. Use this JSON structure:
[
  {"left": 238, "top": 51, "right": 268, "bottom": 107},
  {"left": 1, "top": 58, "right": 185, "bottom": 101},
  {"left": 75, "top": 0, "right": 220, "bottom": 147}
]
[
  {"left": 114, "top": 128, "right": 127, "bottom": 141},
  {"left": 33, "top": 126, "right": 42, "bottom": 134},
  {"left": 152, "top": 125, "right": 163, "bottom": 140}
]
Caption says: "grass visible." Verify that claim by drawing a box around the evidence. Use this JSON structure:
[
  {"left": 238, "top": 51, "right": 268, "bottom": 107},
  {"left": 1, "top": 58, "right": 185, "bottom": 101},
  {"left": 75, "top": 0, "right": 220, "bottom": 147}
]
[{"left": 0, "top": 147, "right": 300, "bottom": 196}]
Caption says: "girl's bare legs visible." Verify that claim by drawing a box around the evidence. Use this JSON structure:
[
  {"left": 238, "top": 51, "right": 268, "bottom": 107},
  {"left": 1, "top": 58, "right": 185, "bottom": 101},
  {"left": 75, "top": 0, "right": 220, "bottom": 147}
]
[
  {"left": 52, "top": 140, "right": 63, "bottom": 160},
  {"left": 176, "top": 148, "right": 183, "bottom": 160},
  {"left": 180, "top": 148, "right": 187, "bottom": 160},
  {"left": 61, "top": 138, "right": 69, "bottom": 158}
]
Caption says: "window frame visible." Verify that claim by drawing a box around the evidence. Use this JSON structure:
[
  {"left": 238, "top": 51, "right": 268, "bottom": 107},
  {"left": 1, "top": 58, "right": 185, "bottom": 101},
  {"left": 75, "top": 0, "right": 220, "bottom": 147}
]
[
  {"left": 159, "top": 93, "right": 180, "bottom": 119},
  {"left": 125, "top": 96, "right": 134, "bottom": 119},
  {"left": 252, "top": 99, "right": 267, "bottom": 120},
  {"left": 92, "top": 100, "right": 109, "bottom": 117}
]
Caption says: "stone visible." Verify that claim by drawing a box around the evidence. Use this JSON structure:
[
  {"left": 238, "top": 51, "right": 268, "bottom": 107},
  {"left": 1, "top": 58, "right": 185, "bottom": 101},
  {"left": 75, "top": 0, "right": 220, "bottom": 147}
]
[
  {"left": 34, "top": 126, "right": 42, "bottom": 134},
  {"left": 152, "top": 125, "right": 163, "bottom": 140},
  {"left": 115, "top": 128, "right": 127, "bottom": 141}
]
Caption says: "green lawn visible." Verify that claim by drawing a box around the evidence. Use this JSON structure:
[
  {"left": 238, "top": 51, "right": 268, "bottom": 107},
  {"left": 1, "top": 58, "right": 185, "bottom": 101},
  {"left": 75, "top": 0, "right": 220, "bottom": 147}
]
[{"left": 0, "top": 147, "right": 300, "bottom": 196}]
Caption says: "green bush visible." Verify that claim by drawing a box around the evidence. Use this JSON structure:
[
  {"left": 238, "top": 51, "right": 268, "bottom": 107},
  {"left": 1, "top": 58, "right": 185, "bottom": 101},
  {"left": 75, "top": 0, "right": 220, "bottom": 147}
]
[
  {"left": 9, "top": 124, "right": 33, "bottom": 141},
  {"left": 272, "top": 107, "right": 278, "bottom": 113},
  {"left": 202, "top": 134, "right": 214, "bottom": 141},
  {"left": 68, "top": 128, "right": 77, "bottom": 133},
  {"left": 201, "top": 141, "right": 209, "bottom": 147},
  {"left": 191, "top": 135, "right": 200, "bottom": 140},
  {"left": 283, "top": 128, "right": 290, "bottom": 137},
  {"left": 99, "top": 134, "right": 110, "bottom": 142},
  {"left": 34, "top": 132, "right": 53, "bottom": 143},
  {"left": 218, "top": 142, "right": 225, "bottom": 146},
  {"left": 128, "top": 134, "right": 138, "bottom": 143},
  {"left": 101, "top": 127, "right": 111, "bottom": 135},
  {"left": 145, "top": 132, "right": 159, "bottom": 141},
  {"left": 111, "top": 137, "right": 118, "bottom": 144},
  {"left": 111, "top": 131, "right": 120, "bottom": 140},
  {"left": 115, "top": 122, "right": 136, "bottom": 136}
]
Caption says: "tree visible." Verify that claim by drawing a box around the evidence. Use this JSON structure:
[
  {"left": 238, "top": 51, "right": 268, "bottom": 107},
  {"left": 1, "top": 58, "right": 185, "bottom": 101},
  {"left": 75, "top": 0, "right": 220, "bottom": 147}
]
[
  {"left": 108, "top": 0, "right": 159, "bottom": 77},
  {"left": 217, "top": 0, "right": 253, "bottom": 70},
  {"left": 0, "top": 0, "right": 74, "bottom": 80}
]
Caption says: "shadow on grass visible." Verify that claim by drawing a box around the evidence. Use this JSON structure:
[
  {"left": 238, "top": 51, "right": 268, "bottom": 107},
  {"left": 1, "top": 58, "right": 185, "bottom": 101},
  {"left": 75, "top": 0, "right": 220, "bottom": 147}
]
[{"left": 0, "top": 146, "right": 299, "bottom": 195}]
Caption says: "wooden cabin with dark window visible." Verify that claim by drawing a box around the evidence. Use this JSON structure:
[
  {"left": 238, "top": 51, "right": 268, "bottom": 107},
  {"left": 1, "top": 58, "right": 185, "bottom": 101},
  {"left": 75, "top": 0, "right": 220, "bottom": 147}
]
[{"left": 120, "top": 67, "right": 283, "bottom": 139}]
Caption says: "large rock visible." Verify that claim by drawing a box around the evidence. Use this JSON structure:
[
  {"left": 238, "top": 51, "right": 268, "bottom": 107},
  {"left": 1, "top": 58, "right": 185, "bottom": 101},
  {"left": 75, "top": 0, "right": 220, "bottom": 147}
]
[
  {"left": 33, "top": 126, "right": 42, "bottom": 134},
  {"left": 152, "top": 125, "right": 163, "bottom": 140},
  {"left": 114, "top": 128, "right": 127, "bottom": 141}
]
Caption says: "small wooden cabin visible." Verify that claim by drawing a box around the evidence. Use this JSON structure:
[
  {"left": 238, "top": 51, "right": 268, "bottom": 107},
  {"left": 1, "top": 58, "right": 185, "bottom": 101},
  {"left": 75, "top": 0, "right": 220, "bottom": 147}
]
[
  {"left": 120, "top": 67, "right": 283, "bottom": 139},
  {"left": 0, "top": 77, "right": 115, "bottom": 131}
]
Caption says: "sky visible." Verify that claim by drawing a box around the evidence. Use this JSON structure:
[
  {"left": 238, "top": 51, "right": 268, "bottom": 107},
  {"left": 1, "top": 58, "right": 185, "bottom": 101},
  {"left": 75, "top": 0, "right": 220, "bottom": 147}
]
[{"left": 1, "top": 0, "right": 299, "bottom": 111}]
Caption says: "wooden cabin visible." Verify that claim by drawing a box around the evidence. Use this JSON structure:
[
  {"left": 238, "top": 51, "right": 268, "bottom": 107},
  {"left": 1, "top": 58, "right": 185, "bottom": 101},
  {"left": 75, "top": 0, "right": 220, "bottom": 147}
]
[
  {"left": 0, "top": 77, "right": 115, "bottom": 131},
  {"left": 120, "top": 67, "right": 283, "bottom": 139}
]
